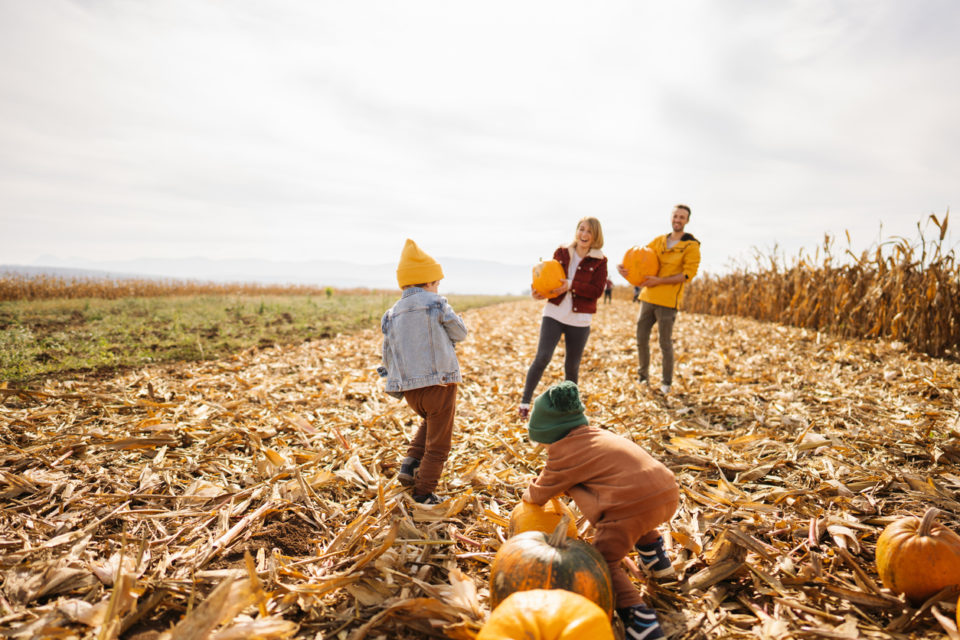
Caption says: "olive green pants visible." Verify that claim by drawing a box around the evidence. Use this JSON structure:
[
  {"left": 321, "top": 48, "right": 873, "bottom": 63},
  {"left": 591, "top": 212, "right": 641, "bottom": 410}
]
[{"left": 636, "top": 302, "right": 678, "bottom": 386}]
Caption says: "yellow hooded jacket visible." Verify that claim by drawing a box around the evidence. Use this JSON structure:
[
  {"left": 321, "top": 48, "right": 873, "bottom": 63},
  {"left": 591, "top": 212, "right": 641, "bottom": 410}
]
[{"left": 639, "top": 233, "right": 701, "bottom": 309}]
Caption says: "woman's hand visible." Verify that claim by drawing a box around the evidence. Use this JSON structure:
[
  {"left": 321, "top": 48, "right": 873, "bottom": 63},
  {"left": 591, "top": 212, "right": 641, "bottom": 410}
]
[
  {"left": 532, "top": 281, "right": 569, "bottom": 299},
  {"left": 548, "top": 281, "right": 570, "bottom": 297}
]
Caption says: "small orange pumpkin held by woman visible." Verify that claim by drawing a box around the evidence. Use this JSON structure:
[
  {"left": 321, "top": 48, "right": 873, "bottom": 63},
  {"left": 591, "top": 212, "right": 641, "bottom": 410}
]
[
  {"left": 876, "top": 507, "right": 960, "bottom": 604},
  {"left": 532, "top": 259, "right": 566, "bottom": 298}
]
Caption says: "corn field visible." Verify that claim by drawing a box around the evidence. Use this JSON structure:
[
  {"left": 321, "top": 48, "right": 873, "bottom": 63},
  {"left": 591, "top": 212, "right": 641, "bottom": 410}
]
[
  {"left": 0, "top": 274, "right": 360, "bottom": 301},
  {"left": 685, "top": 214, "right": 958, "bottom": 358},
  {"left": 3, "top": 299, "right": 960, "bottom": 638}
]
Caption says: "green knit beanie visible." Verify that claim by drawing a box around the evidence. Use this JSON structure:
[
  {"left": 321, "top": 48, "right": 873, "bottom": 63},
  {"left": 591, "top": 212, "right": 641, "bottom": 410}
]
[{"left": 528, "top": 381, "right": 588, "bottom": 444}]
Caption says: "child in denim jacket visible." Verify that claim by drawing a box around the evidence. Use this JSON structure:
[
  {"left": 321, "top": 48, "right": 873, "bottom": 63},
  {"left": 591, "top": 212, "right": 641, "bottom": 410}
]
[{"left": 381, "top": 239, "right": 468, "bottom": 504}]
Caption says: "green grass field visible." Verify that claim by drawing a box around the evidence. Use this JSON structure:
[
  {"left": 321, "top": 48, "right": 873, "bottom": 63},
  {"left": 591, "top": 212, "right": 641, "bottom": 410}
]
[{"left": 0, "top": 292, "right": 519, "bottom": 383}]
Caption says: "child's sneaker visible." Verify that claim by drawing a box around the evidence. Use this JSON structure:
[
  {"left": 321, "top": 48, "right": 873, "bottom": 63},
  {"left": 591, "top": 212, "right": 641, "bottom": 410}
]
[
  {"left": 618, "top": 606, "right": 664, "bottom": 640},
  {"left": 413, "top": 492, "right": 442, "bottom": 505},
  {"left": 635, "top": 536, "right": 675, "bottom": 578},
  {"left": 518, "top": 403, "right": 530, "bottom": 420},
  {"left": 397, "top": 457, "right": 420, "bottom": 487}
]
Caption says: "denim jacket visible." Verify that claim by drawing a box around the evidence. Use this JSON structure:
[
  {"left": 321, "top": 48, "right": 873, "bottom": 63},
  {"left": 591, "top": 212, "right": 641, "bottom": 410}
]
[{"left": 381, "top": 287, "right": 468, "bottom": 392}]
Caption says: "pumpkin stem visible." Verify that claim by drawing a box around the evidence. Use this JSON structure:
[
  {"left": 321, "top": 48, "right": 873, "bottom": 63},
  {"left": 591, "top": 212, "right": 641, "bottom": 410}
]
[
  {"left": 548, "top": 514, "right": 571, "bottom": 548},
  {"left": 918, "top": 507, "right": 941, "bottom": 537}
]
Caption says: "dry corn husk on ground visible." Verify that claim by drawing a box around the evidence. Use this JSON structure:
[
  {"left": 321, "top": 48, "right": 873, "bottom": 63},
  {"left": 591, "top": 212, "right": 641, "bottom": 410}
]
[{"left": 2, "top": 299, "right": 959, "bottom": 639}]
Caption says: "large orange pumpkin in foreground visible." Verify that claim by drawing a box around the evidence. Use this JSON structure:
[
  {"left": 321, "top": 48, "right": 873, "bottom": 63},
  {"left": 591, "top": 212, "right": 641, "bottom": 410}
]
[
  {"left": 532, "top": 260, "right": 566, "bottom": 298},
  {"left": 621, "top": 246, "right": 658, "bottom": 286},
  {"left": 489, "top": 517, "right": 613, "bottom": 617},
  {"left": 477, "top": 589, "right": 614, "bottom": 640},
  {"left": 507, "top": 498, "right": 579, "bottom": 539},
  {"left": 876, "top": 507, "right": 960, "bottom": 604}
]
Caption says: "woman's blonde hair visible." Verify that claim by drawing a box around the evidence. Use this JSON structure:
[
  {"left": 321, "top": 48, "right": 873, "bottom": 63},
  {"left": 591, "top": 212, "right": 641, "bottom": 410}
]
[{"left": 574, "top": 217, "right": 604, "bottom": 249}]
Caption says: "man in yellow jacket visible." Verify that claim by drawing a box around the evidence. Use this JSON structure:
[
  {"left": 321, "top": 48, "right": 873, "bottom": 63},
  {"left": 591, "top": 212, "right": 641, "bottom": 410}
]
[{"left": 618, "top": 205, "right": 700, "bottom": 394}]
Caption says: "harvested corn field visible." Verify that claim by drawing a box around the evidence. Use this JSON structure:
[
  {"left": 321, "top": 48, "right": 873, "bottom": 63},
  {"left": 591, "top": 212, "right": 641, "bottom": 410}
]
[{"left": 2, "top": 299, "right": 959, "bottom": 639}]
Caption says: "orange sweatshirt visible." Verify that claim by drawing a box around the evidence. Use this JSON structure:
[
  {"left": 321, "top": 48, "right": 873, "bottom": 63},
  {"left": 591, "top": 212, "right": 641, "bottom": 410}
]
[{"left": 522, "top": 425, "right": 677, "bottom": 524}]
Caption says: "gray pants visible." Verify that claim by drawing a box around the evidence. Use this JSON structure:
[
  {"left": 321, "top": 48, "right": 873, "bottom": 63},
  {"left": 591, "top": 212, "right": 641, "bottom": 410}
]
[
  {"left": 521, "top": 316, "right": 591, "bottom": 404},
  {"left": 636, "top": 302, "right": 677, "bottom": 386}
]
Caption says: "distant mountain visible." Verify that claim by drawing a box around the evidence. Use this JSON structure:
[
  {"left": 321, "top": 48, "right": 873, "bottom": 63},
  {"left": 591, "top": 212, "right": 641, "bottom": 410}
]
[{"left": 2, "top": 256, "right": 532, "bottom": 296}]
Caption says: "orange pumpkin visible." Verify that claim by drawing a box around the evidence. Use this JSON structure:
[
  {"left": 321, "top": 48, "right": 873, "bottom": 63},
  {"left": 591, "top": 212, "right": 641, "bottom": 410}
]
[
  {"left": 621, "top": 246, "right": 658, "bottom": 286},
  {"left": 876, "top": 507, "right": 960, "bottom": 604},
  {"left": 477, "top": 589, "right": 614, "bottom": 640},
  {"left": 532, "top": 260, "right": 566, "bottom": 297},
  {"left": 508, "top": 498, "right": 579, "bottom": 539},
  {"left": 489, "top": 516, "right": 614, "bottom": 617}
]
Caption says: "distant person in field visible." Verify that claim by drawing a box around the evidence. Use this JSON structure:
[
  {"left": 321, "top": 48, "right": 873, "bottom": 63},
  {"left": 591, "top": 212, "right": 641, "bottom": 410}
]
[
  {"left": 603, "top": 278, "right": 614, "bottom": 304},
  {"left": 518, "top": 217, "right": 608, "bottom": 419},
  {"left": 521, "top": 382, "right": 679, "bottom": 640},
  {"left": 617, "top": 204, "right": 700, "bottom": 395},
  {"left": 380, "top": 239, "right": 468, "bottom": 505},
  {"left": 632, "top": 285, "right": 640, "bottom": 303}
]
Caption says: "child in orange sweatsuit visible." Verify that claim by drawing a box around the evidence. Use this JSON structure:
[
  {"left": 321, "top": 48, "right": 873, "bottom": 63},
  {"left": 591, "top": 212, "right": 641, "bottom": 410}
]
[{"left": 521, "top": 381, "right": 679, "bottom": 640}]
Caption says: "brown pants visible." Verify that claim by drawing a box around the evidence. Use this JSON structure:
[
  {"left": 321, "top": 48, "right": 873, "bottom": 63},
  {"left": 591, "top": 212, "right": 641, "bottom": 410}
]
[
  {"left": 402, "top": 384, "right": 458, "bottom": 495},
  {"left": 591, "top": 485, "right": 679, "bottom": 609}
]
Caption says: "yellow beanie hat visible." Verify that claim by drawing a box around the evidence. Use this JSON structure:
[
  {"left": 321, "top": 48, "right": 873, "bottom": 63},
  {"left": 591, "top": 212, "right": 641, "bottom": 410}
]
[{"left": 396, "top": 238, "right": 444, "bottom": 287}]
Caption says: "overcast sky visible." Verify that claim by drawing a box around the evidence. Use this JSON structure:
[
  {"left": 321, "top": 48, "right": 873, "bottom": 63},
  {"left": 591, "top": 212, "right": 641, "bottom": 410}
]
[{"left": 1, "top": 1, "right": 957, "bottom": 285}]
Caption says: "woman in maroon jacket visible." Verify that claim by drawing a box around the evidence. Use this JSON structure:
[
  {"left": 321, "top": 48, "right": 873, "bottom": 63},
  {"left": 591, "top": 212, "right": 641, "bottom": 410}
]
[{"left": 519, "top": 217, "right": 608, "bottom": 418}]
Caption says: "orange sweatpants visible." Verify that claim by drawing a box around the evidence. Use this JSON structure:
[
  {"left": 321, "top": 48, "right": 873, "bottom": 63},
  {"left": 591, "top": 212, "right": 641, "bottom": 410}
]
[{"left": 591, "top": 485, "right": 679, "bottom": 609}]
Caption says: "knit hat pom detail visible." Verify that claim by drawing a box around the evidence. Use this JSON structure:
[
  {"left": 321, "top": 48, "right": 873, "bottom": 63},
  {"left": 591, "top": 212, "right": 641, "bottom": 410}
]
[
  {"left": 548, "top": 383, "right": 583, "bottom": 413},
  {"left": 527, "top": 381, "right": 587, "bottom": 444}
]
